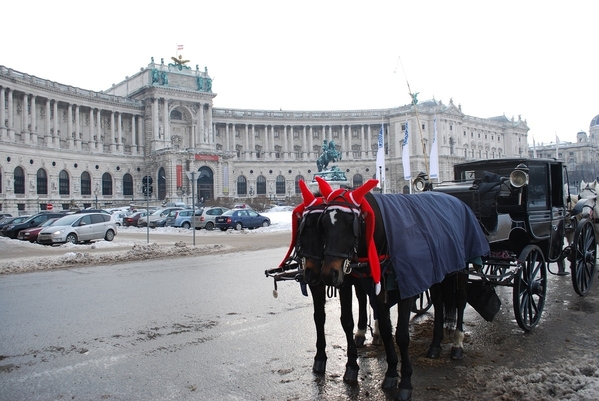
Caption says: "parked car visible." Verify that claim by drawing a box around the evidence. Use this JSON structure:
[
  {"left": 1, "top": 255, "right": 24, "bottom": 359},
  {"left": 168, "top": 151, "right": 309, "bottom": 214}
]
[
  {"left": 0, "top": 213, "right": 12, "bottom": 220},
  {"left": 215, "top": 209, "right": 271, "bottom": 231},
  {"left": 138, "top": 207, "right": 184, "bottom": 228},
  {"left": 1, "top": 212, "right": 65, "bottom": 239},
  {"left": 165, "top": 209, "right": 202, "bottom": 229},
  {"left": 194, "top": 207, "right": 229, "bottom": 230},
  {"left": 123, "top": 211, "right": 147, "bottom": 227},
  {"left": 0, "top": 215, "right": 31, "bottom": 231},
  {"left": 112, "top": 211, "right": 127, "bottom": 227},
  {"left": 37, "top": 213, "right": 118, "bottom": 245},
  {"left": 17, "top": 218, "right": 60, "bottom": 242}
]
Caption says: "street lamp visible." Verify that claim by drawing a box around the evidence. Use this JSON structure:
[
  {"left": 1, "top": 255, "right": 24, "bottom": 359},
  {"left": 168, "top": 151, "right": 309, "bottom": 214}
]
[{"left": 94, "top": 188, "right": 98, "bottom": 209}]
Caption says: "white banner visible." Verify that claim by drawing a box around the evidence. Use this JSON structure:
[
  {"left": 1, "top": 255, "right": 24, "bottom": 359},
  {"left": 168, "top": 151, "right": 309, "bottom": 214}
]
[
  {"left": 376, "top": 124, "right": 385, "bottom": 188},
  {"left": 429, "top": 117, "right": 439, "bottom": 179}
]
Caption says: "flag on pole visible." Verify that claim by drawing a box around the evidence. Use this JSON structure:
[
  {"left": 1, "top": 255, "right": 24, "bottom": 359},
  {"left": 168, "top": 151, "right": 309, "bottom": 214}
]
[
  {"left": 402, "top": 121, "right": 411, "bottom": 180},
  {"left": 376, "top": 124, "right": 385, "bottom": 189},
  {"left": 177, "top": 44, "right": 184, "bottom": 50},
  {"left": 429, "top": 117, "right": 439, "bottom": 180},
  {"left": 556, "top": 134, "right": 560, "bottom": 159}
]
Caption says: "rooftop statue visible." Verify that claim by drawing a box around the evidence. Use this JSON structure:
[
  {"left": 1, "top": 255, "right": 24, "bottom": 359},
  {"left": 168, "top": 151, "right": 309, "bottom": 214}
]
[
  {"left": 170, "top": 54, "right": 191, "bottom": 71},
  {"left": 314, "top": 140, "right": 346, "bottom": 182}
]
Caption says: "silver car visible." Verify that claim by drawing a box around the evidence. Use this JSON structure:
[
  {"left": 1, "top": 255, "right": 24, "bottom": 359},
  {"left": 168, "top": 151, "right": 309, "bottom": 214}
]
[
  {"left": 194, "top": 207, "right": 229, "bottom": 230},
  {"left": 37, "top": 213, "right": 117, "bottom": 245}
]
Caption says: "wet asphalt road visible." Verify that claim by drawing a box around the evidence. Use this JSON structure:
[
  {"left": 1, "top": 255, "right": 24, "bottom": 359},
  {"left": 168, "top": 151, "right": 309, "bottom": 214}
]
[{"left": 1, "top": 242, "right": 598, "bottom": 400}]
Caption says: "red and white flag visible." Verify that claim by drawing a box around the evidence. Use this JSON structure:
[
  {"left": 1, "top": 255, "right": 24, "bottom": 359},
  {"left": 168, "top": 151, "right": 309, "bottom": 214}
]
[{"left": 177, "top": 44, "right": 184, "bottom": 50}]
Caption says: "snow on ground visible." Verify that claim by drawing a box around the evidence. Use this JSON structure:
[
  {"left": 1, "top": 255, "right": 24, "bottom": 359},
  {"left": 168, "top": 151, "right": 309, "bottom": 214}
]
[{"left": 0, "top": 207, "right": 293, "bottom": 275}]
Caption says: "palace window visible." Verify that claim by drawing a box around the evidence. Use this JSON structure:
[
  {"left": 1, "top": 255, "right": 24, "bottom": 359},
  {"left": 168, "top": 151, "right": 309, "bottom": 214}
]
[
  {"left": 102, "top": 172, "right": 113, "bottom": 196},
  {"left": 14, "top": 166, "right": 25, "bottom": 194},
  {"left": 59, "top": 170, "right": 70, "bottom": 195},
  {"left": 123, "top": 174, "right": 133, "bottom": 196},
  {"left": 81, "top": 172, "right": 91, "bottom": 195},
  {"left": 37, "top": 169, "right": 48, "bottom": 195}
]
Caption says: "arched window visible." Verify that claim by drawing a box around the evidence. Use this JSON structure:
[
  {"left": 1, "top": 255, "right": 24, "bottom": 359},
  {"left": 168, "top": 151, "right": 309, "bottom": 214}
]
[
  {"left": 256, "top": 175, "right": 266, "bottom": 195},
  {"left": 81, "top": 172, "right": 91, "bottom": 195},
  {"left": 123, "top": 173, "right": 133, "bottom": 196},
  {"left": 276, "top": 175, "right": 285, "bottom": 195},
  {"left": 237, "top": 176, "right": 247, "bottom": 195},
  {"left": 352, "top": 174, "right": 364, "bottom": 188},
  {"left": 14, "top": 166, "right": 25, "bottom": 194},
  {"left": 37, "top": 169, "right": 48, "bottom": 195},
  {"left": 294, "top": 175, "right": 305, "bottom": 194},
  {"left": 59, "top": 170, "right": 70, "bottom": 195},
  {"left": 102, "top": 172, "right": 113, "bottom": 196}
]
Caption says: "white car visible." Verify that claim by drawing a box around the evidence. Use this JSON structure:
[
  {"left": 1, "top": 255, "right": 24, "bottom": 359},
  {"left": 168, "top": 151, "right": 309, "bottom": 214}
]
[{"left": 37, "top": 213, "right": 118, "bottom": 245}]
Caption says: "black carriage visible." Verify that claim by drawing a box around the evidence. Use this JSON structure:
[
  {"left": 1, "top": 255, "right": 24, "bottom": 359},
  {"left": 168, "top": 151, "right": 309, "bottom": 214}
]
[{"left": 430, "top": 158, "right": 597, "bottom": 331}]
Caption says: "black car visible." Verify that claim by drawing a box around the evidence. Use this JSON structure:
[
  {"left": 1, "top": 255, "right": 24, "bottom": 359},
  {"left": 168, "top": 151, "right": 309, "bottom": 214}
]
[
  {"left": 214, "top": 209, "right": 271, "bottom": 231},
  {"left": 1, "top": 212, "right": 66, "bottom": 239}
]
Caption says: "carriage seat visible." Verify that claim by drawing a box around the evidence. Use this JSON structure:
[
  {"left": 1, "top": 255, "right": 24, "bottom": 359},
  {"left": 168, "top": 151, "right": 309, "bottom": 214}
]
[{"left": 470, "top": 171, "right": 501, "bottom": 234}]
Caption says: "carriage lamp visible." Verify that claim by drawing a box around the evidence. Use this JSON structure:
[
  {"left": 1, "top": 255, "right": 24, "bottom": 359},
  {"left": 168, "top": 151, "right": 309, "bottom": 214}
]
[
  {"left": 509, "top": 164, "right": 529, "bottom": 188},
  {"left": 413, "top": 172, "right": 432, "bottom": 192}
]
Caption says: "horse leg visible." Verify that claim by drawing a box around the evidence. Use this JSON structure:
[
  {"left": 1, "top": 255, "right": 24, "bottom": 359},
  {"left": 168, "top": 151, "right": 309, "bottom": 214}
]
[
  {"left": 354, "top": 281, "right": 368, "bottom": 348},
  {"left": 450, "top": 272, "right": 468, "bottom": 360},
  {"left": 339, "top": 281, "right": 359, "bottom": 383},
  {"left": 309, "top": 283, "right": 327, "bottom": 373},
  {"left": 373, "top": 292, "right": 399, "bottom": 391},
  {"left": 395, "top": 297, "right": 414, "bottom": 401},
  {"left": 426, "top": 282, "right": 444, "bottom": 359},
  {"left": 372, "top": 319, "right": 382, "bottom": 346}
]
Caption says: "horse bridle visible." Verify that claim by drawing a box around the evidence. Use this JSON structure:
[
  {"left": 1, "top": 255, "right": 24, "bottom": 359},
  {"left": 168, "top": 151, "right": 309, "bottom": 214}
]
[
  {"left": 322, "top": 190, "right": 363, "bottom": 275},
  {"left": 296, "top": 203, "right": 327, "bottom": 265}
]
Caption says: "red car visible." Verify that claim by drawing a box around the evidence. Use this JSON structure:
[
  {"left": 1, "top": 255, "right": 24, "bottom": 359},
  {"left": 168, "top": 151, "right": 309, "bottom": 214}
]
[
  {"left": 17, "top": 218, "right": 60, "bottom": 242},
  {"left": 123, "top": 211, "right": 147, "bottom": 227}
]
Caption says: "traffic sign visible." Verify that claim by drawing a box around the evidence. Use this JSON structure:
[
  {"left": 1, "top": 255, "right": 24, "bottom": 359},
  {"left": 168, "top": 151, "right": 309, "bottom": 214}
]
[{"left": 47, "top": 203, "right": 53, "bottom": 210}]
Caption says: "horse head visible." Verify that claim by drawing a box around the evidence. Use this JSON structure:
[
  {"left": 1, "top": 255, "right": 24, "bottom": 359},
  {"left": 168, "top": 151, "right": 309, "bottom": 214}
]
[
  {"left": 315, "top": 177, "right": 381, "bottom": 292},
  {"left": 291, "top": 180, "right": 327, "bottom": 285},
  {"left": 580, "top": 180, "right": 598, "bottom": 201}
]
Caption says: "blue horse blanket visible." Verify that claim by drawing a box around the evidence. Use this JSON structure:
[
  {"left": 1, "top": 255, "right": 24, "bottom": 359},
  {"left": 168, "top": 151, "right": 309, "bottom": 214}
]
[{"left": 373, "top": 192, "right": 489, "bottom": 299}]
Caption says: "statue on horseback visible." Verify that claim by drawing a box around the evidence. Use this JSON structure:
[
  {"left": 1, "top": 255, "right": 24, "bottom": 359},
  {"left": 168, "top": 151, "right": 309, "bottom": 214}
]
[{"left": 316, "top": 140, "right": 341, "bottom": 172}]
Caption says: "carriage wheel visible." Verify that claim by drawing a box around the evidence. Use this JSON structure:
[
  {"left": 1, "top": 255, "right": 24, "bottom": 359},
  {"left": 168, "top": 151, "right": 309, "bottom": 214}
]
[
  {"left": 412, "top": 289, "right": 432, "bottom": 315},
  {"left": 513, "top": 245, "right": 547, "bottom": 331},
  {"left": 570, "top": 219, "right": 597, "bottom": 296}
]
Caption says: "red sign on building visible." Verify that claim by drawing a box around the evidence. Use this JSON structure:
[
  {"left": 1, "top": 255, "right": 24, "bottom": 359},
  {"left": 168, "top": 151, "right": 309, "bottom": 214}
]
[{"left": 194, "top": 154, "right": 219, "bottom": 161}]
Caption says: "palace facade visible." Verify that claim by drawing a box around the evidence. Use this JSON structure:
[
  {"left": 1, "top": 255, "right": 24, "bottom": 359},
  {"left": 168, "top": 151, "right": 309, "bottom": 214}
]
[{"left": 0, "top": 57, "right": 531, "bottom": 215}]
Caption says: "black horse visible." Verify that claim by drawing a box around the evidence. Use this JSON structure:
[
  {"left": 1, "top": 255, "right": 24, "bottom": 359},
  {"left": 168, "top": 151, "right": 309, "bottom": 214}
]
[
  {"left": 300, "top": 177, "right": 489, "bottom": 401},
  {"left": 276, "top": 180, "right": 378, "bottom": 375}
]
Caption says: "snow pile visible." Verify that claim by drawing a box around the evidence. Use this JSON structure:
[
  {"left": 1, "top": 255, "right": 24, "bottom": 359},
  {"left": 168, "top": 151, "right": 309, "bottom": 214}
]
[{"left": 454, "top": 354, "right": 599, "bottom": 400}]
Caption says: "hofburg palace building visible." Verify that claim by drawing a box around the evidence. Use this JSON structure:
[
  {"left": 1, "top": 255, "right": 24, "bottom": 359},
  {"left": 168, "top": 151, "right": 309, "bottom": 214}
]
[{"left": 0, "top": 55, "right": 544, "bottom": 215}]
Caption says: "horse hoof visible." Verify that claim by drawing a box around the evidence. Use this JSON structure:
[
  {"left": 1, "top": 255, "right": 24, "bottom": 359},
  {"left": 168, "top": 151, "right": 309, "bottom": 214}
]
[
  {"left": 426, "top": 346, "right": 442, "bottom": 359},
  {"left": 343, "top": 367, "right": 359, "bottom": 384},
  {"left": 355, "top": 335, "right": 365, "bottom": 348},
  {"left": 382, "top": 375, "right": 398, "bottom": 390},
  {"left": 451, "top": 346, "right": 463, "bottom": 360},
  {"left": 395, "top": 388, "right": 413, "bottom": 401},
  {"left": 313, "top": 359, "right": 326, "bottom": 374},
  {"left": 372, "top": 334, "right": 383, "bottom": 346}
]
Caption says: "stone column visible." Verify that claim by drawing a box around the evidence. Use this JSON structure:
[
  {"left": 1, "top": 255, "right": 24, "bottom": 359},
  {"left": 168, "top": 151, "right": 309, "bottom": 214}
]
[
  {"left": 366, "top": 125, "right": 372, "bottom": 158},
  {"left": 53, "top": 100, "right": 59, "bottom": 148},
  {"left": 45, "top": 99, "right": 52, "bottom": 147},
  {"left": 360, "top": 125, "right": 365, "bottom": 159},
  {"left": 117, "top": 112, "right": 123, "bottom": 153},
  {"left": 31, "top": 95, "right": 37, "bottom": 143},
  {"left": 244, "top": 124, "right": 249, "bottom": 160},
  {"left": 206, "top": 104, "right": 213, "bottom": 143},
  {"left": 7, "top": 89, "right": 14, "bottom": 141},
  {"left": 163, "top": 98, "right": 169, "bottom": 145},
  {"left": 199, "top": 103, "right": 208, "bottom": 147},
  {"left": 22, "top": 93, "right": 29, "bottom": 144},
  {"left": 302, "top": 126, "right": 307, "bottom": 160},
  {"left": 89, "top": 108, "right": 95, "bottom": 151},
  {"left": 341, "top": 125, "right": 346, "bottom": 159},
  {"left": 152, "top": 98, "right": 159, "bottom": 142},
  {"left": 225, "top": 123, "right": 230, "bottom": 151},
  {"left": 0, "top": 87, "right": 6, "bottom": 140},
  {"left": 110, "top": 111, "right": 116, "bottom": 152},
  {"left": 231, "top": 123, "right": 236, "bottom": 155},
  {"left": 264, "top": 125, "right": 270, "bottom": 160},
  {"left": 251, "top": 125, "right": 256, "bottom": 160},
  {"left": 131, "top": 114, "right": 137, "bottom": 155},
  {"left": 309, "top": 126, "right": 314, "bottom": 160},
  {"left": 67, "top": 103, "right": 74, "bottom": 148},
  {"left": 96, "top": 109, "right": 102, "bottom": 152},
  {"left": 75, "top": 105, "right": 81, "bottom": 150}
]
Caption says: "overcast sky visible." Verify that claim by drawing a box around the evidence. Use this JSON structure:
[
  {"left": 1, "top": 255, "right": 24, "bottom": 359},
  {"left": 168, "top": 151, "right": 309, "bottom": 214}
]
[{"left": 3, "top": 1, "right": 596, "bottom": 146}]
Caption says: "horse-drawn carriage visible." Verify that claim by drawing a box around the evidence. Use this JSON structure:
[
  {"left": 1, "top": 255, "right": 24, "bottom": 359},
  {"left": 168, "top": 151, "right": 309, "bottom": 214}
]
[
  {"left": 429, "top": 157, "right": 597, "bottom": 331},
  {"left": 265, "top": 157, "right": 597, "bottom": 400}
]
